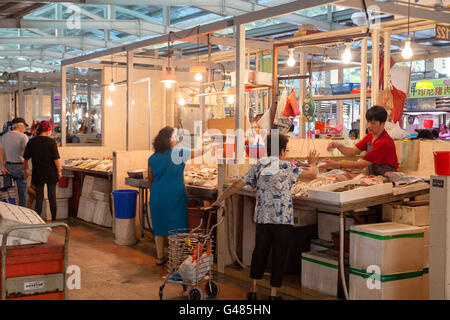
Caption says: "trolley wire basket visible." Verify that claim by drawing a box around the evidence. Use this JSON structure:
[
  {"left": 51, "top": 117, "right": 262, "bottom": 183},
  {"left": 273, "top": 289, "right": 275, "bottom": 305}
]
[{"left": 159, "top": 206, "right": 223, "bottom": 300}]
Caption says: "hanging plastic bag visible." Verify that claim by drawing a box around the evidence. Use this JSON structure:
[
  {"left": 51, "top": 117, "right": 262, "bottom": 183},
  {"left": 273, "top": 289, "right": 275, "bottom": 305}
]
[
  {"left": 273, "top": 89, "right": 288, "bottom": 125},
  {"left": 378, "top": 87, "right": 394, "bottom": 110},
  {"left": 283, "top": 89, "right": 300, "bottom": 117},
  {"left": 391, "top": 85, "right": 406, "bottom": 124},
  {"left": 385, "top": 121, "right": 406, "bottom": 139},
  {"left": 302, "top": 94, "right": 315, "bottom": 122}
]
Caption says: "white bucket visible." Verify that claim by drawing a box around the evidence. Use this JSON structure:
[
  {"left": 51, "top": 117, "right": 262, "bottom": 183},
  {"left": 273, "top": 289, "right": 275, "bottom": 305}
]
[{"left": 114, "top": 217, "right": 136, "bottom": 246}]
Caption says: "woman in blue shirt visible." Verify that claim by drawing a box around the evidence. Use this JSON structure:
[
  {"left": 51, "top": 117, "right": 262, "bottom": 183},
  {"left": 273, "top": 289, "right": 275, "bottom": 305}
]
[
  {"left": 214, "top": 133, "right": 319, "bottom": 300},
  {"left": 148, "top": 126, "right": 214, "bottom": 265}
]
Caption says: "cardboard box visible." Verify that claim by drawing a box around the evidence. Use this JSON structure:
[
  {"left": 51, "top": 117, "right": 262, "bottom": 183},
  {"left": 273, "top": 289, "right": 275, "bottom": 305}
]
[
  {"left": 293, "top": 207, "right": 317, "bottom": 227},
  {"left": 301, "top": 250, "right": 348, "bottom": 297},
  {"left": 77, "top": 196, "right": 96, "bottom": 222},
  {"left": 350, "top": 223, "right": 425, "bottom": 274},
  {"left": 317, "top": 210, "right": 355, "bottom": 241},
  {"left": 349, "top": 267, "right": 425, "bottom": 300},
  {"left": 308, "top": 180, "right": 393, "bottom": 205},
  {"left": 41, "top": 199, "right": 69, "bottom": 220},
  {"left": 0, "top": 201, "right": 51, "bottom": 243},
  {"left": 390, "top": 204, "right": 430, "bottom": 226}
]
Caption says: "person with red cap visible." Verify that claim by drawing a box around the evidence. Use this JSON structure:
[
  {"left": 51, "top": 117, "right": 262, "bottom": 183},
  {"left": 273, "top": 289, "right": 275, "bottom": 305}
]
[{"left": 23, "top": 120, "right": 61, "bottom": 221}]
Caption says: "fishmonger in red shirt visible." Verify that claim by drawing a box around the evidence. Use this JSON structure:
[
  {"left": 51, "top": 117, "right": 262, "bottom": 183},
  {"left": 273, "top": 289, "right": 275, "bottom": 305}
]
[{"left": 321, "top": 106, "right": 399, "bottom": 176}]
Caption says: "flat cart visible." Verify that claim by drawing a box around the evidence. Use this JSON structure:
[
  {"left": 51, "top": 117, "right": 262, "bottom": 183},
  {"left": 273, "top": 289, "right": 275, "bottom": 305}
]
[
  {"left": 159, "top": 206, "right": 223, "bottom": 300},
  {"left": 1, "top": 223, "right": 70, "bottom": 300}
]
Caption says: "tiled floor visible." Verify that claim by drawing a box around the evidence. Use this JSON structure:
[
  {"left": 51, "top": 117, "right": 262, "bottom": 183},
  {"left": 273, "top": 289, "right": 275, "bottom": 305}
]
[{"left": 50, "top": 219, "right": 298, "bottom": 300}]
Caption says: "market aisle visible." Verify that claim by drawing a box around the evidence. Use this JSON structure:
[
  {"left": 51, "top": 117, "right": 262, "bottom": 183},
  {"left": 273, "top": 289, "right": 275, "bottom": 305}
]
[{"left": 50, "top": 220, "right": 296, "bottom": 300}]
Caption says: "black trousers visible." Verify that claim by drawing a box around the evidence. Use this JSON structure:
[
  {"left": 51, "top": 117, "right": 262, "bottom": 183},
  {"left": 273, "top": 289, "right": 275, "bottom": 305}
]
[
  {"left": 250, "top": 223, "right": 293, "bottom": 288},
  {"left": 34, "top": 183, "right": 57, "bottom": 221}
]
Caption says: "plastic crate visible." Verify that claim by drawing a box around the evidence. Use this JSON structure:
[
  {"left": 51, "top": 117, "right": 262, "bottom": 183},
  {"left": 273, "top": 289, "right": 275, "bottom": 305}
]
[{"left": 330, "top": 83, "right": 353, "bottom": 95}]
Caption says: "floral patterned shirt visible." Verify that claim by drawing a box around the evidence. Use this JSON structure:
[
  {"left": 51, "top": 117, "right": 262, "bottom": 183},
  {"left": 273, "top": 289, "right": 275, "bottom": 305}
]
[{"left": 240, "top": 157, "right": 302, "bottom": 225}]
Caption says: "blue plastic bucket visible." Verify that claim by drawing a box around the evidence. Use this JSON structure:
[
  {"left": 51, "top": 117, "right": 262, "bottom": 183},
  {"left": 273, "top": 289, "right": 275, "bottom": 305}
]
[{"left": 112, "top": 190, "right": 138, "bottom": 219}]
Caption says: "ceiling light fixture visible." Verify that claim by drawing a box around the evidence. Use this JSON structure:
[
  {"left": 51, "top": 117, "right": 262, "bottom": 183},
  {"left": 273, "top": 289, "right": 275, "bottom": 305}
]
[
  {"left": 287, "top": 48, "right": 295, "bottom": 67},
  {"left": 402, "top": 0, "right": 414, "bottom": 60},
  {"left": 160, "top": 32, "right": 177, "bottom": 89},
  {"left": 190, "top": 26, "right": 207, "bottom": 82},
  {"left": 341, "top": 43, "right": 352, "bottom": 64}
]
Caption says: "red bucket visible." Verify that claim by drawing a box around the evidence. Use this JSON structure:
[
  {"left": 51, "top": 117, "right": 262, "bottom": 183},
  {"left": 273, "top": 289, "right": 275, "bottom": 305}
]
[
  {"left": 58, "top": 177, "right": 69, "bottom": 188},
  {"left": 434, "top": 151, "right": 450, "bottom": 175}
]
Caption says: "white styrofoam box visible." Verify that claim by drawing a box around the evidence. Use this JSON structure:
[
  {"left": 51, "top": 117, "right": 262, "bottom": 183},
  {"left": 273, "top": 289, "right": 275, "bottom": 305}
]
[
  {"left": 0, "top": 234, "right": 40, "bottom": 246},
  {"left": 350, "top": 222, "right": 425, "bottom": 274},
  {"left": 301, "top": 250, "right": 348, "bottom": 297},
  {"left": 77, "top": 196, "right": 96, "bottom": 223},
  {"left": 41, "top": 199, "right": 69, "bottom": 220},
  {"left": 310, "top": 239, "right": 334, "bottom": 252},
  {"left": 382, "top": 202, "right": 402, "bottom": 222},
  {"left": 93, "top": 190, "right": 110, "bottom": 202},
  {"left": 0, "top": 201, "right": 51, "bottom": 243},
  {"left": 92, "top": 200, "right": 112, "bottom": 228},
  {"left": 423, "top": 226, "right": 430, "bottom": 267},
  {"left": 254, "top": 71, "right": 272, "bottom": 86},
  {"left": 81, "top": 175, "right": 111, "bottom": 199},
  {"left": 390, "top": 205, "right": 429, "bottom": 226},
  {"left": 429, "top": 176, "right": 450, "bottom": 215},
  {"left": 349, "top": 267, "right": 425, "bottom": 300},
  {"left": 44, "top": 178, "right": 73, "bottom": 199},
  {"left": 318, "top": 210, "right": 355, "bottom": 242},
  {"left": 423, "top": 268, "right": 429, "bottom": 300},
  {"left": 308, "top": 180, "right": 393, "bottom": 205},
  {"left": 293, "top": 207, "right": 317, "bottom": 227}
]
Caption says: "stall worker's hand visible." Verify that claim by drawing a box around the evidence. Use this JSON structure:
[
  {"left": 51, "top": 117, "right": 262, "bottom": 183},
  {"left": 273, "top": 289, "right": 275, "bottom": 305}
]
[
  {"left": 327, "top": 142, "right": 340, "bottom": 152},
  {"left": 307, "top": 150, "right": 319, "bottom": 165},
  {"left": 320, "top": 159, "right": 338, "bottom": 169},
  {"left": 24, "top": 170, "right": 30, "bottom": 179}
]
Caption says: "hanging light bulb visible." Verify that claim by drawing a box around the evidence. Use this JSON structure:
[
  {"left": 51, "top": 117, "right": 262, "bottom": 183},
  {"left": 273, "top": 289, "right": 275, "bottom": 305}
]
[
  {"left": 402, "top": 36, "right": 413, "bottom": 60},
  {"left": 287, "top": 48, "right": 295, "bottom": 67},
  {"left": 341, "top": 43, "right": 352, "bottom": 64},
  {"left": 107, "top": 97, "right": 112, "bottom": 106},
  {"left": 94, "top": 114, "right": 98, "bottom": 120},
  {"left": 109, "top": 80, "right": 115, "bottom": 91},
  {"left": 227, "top": 95, "right": 234, "bottom": 104},
  {"left": 178, "top": 97, "right": 186, "bottom": 106},
  {"left": 85, "top": 112, "right": 89, "bottom": 118},
  {"left": 195, "top": 72, "right": 203, "bottom": 82}
]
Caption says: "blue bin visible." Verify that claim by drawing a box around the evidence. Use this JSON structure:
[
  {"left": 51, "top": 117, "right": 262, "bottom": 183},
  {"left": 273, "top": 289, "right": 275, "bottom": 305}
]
[{"left": 113, "top": 190, "right": 138, "bottom": 219}]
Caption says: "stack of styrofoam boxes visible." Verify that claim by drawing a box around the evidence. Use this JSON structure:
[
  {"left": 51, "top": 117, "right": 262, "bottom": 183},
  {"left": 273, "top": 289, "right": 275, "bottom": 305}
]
[
  {"left": 429, "top": 175, "right": 450, "bottom": 300},
  {"left": 40, "top": 176, "right": 73, "bottom": 221},
  {"left": 301, "top": 249, "right": 349, "bottom": 297},
  {"left": 317, "top": 210, "right": 356, "bottom": 242},
  {"left": 78, "top": 175, "right": 112, "bottom": 227},
  {"left": 0, "top": 201, "right": 51, "bottom": 246},
  {"left": 349, "top": 222, "right": 426, "bottom": 300},
  {"left": 293, "top": 207, "right": 317, "bottom": 227},
  {"left": 382, "top": 202, "right": 430, "bottom": 298}
]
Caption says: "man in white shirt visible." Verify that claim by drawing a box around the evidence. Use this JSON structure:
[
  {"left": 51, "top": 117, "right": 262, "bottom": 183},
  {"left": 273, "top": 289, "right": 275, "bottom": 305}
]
[{"left": 0, "top": 118, "right": 29, "bottom": 207}]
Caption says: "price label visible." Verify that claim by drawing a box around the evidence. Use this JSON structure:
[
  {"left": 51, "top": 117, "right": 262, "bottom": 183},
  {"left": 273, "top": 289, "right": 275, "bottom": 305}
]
[{"left": 24, "top": 280, "right": 45, "bottom": 291}]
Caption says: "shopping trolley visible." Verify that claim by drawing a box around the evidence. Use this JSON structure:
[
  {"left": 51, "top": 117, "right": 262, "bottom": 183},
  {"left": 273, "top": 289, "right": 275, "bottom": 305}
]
[{"left": 159, "top": 205, "right": 224, "bottom": 300}]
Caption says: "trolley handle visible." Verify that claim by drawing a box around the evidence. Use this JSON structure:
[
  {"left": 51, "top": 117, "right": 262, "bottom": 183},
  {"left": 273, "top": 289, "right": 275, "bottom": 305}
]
[
  {"left": 201, "top": 205, "right": 222, "bottom": 219},
  {"left": 1, "top": 223, "right": 70, "bottom": 301}
]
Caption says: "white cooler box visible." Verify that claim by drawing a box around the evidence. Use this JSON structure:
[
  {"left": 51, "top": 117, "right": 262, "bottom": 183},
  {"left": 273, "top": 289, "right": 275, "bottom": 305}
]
[
  {"left": 293, "top": 207, "right": 317, "bottom": 227},
  {"left": 310, "top": 239, "right": 334, "bottom": 252},
  {"left": 349, "top": 266, "right": 425, "bottom": 300},
  {"left": 77, "top": 196, "right": 96, "bottom": 222},
  {"left": 81, "top": 176, "right": 111, "bottom": 199},
  {"left": 350, "top": 222, "right": 425, "bottom": 274},
  {"left": 317, "top": 210, "right": 355, "bottom": 242},
  {"left": 0, "top": 201, "right": 50, "bottom": 243},
  {"left": 382, "top": 203, "right": 429, "bottom": 226},
  {"left": 41, "top": 199, "right": 69, "bottom": 220},
  {"left": 301, "top": 250, "right": 348, "bottom": 297}
]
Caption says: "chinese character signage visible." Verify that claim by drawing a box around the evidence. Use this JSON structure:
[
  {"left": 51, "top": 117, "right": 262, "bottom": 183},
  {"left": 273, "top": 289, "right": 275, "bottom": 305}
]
[{"left": 410, "top": 79, "right": 450, "bottom": 98}]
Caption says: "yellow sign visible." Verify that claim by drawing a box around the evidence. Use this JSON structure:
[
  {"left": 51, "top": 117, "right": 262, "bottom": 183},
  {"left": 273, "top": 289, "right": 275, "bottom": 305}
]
[{"left": 436, "top": 25, "right": 450, "bottom": 41}]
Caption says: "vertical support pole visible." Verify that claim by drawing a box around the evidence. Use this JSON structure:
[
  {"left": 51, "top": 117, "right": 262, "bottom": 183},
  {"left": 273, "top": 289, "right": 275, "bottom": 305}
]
[
  {"left": 371, "top": 28, "right": 380, "bottom": 105},
  {"left": 32, "top": 89, "right": 37, "bottom": 121},
  {"left": 299, "top": 51, "right": 307, "bottom": 138},
  {"left": 126, "top": 50, "right": 134, "bottom": 151},
  {"left": 360, "top": 38, "right": 367, "bottom": 136},
  {"left": 337, "top": 67, "right": 344, "bottom": 126},
  {"left": 384, "top": 32, "right": 391, "bottom": 91},
  {"left": 18, "top": 72, "right": 25, "bottom": 118},
  {"left": 236, "top": 23, "right": 246, "bottom": 163},
  {"left": 61, "top": 66, "right": 67, "bottom": 146},
  {"left": 51, "top": 89, "right": 55, "bottom": 126},
  {"left": 270, "top": 45, "right": 278, "bottom": 127},
  {"left": 38, "top": 89, "right": 43, "bottom": 117}
]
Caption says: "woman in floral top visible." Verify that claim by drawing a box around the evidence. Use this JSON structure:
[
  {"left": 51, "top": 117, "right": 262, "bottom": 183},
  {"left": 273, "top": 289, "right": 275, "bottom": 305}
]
[{"left": 214, "top": 133, "right": 318, "bottom": 300}]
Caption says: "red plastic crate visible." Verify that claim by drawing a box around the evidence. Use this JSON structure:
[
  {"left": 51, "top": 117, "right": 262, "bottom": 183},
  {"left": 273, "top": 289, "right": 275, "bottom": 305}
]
[{"left": 1, "top": 238, "right": 65, "bottom": 300}]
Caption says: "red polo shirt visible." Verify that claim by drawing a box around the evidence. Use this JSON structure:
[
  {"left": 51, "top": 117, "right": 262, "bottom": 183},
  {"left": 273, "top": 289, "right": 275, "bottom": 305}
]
[{"left": 355, "top": 130, "right": 399, "bottom": 169}]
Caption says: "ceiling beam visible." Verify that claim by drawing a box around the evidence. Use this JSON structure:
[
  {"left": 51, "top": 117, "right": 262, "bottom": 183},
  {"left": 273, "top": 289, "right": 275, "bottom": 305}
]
[
  {"left": 0, "top": 36, "right": 115, "bottom": 51},
  {"left": 338, "top": 0, "right": 450, "bottom": 25}
]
